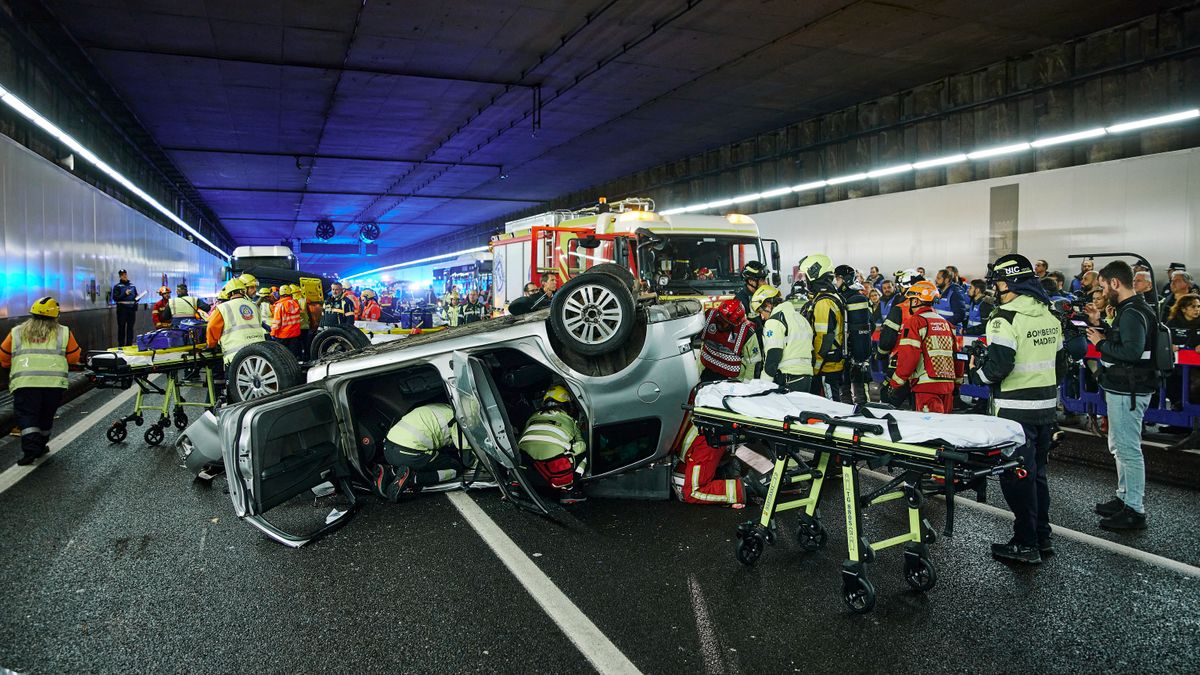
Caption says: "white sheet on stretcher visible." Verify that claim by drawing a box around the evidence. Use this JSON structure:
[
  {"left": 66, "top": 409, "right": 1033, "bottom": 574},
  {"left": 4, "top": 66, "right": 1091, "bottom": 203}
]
[
  {"left": 89, "top": 349, "right": 215, "bottom": 369},
  {"left": 694, "top": 380, "right": 1026, "bottom": 449}
]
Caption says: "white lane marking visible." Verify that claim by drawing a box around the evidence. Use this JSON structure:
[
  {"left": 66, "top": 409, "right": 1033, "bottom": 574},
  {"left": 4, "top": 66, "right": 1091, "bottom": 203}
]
[
  {"left": 860, "top": 467, "right": 1200, "bottom": 579},
  {"left": 199, "top": 525, "right": 209, "bottom": 555},
  {"left": 688, "top": 574, "right": 731, "bottom": 675},
  {"left": 446, "top": 491, "right": 642, "bottom": 675},
  {"left": 0, "top": 384, "right": 140, "bottom": 495}
]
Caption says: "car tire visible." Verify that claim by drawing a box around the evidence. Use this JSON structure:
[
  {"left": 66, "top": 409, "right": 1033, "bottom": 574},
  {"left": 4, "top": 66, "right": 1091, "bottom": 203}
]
[
  {"left": 583, "top": 263, "right": 639, "bottom": 294},
  {"left": 225, "top": 341, "right": 302, "bottom": 403},
  {"left": 309, "top": 325, "right": 370, "bottom": 359},
  {"left": 550, "top": 272, "right": 635, "bottom": 356}
]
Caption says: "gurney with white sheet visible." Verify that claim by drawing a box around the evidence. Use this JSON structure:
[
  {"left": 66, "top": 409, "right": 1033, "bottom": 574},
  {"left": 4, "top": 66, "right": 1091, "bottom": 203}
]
[{"left": 687, "top": 380, "right": 1026, "bottom": 613}]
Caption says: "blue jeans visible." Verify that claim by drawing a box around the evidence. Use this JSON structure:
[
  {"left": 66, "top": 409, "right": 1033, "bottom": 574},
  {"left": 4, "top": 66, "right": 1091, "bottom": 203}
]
[{"left": 1104, "top": 391, "right": 1150, "bottom": 514}]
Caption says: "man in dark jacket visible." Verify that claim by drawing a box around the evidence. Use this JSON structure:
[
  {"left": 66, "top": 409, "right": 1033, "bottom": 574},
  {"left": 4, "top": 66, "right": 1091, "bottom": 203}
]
[
  {"left": 734, "top": 261, "right": 769, "bottom": 317},
  {"left": 835, "top": 265, "right": 873, "bottom": 404},
  {"left": 112, "top": 269, "right": 138, "bottom": 347}
]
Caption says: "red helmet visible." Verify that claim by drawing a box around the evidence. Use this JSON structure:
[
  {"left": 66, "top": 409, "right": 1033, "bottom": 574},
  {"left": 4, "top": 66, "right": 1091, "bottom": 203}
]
[{"left": 716, "top": 299, "right": 746, "bottom": 325}]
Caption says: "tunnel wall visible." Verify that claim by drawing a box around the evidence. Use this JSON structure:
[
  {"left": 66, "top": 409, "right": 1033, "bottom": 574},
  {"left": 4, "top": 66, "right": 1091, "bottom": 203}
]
[
  {"left": 0, "top": 132, "right": 226, "bottom": 362},
  {"left": 753, "top": 146, "right": 1200, "bottom": 283}
]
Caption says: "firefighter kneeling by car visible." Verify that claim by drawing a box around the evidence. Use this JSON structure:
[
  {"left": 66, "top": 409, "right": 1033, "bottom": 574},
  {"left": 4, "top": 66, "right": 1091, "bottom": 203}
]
[
  {"left": 518, "top": 385, "right": 588, "bottom": 505},
  {"left": 886, "top": 280, "right": 957, "bottom": 412},
  {"left": 377, "top": 403, "right": 464, "bottom": 501}
]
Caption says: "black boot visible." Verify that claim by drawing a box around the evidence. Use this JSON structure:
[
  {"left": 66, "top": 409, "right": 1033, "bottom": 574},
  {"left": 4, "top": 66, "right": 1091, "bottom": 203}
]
[{"left": 991, "top": 539, "right": 1042, "bottom": 564}]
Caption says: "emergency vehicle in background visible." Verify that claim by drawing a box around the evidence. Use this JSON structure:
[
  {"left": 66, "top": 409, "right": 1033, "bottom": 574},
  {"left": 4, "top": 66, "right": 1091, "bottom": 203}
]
[{"left": 489, "top": 198, "right": 780, "bottom": 313}]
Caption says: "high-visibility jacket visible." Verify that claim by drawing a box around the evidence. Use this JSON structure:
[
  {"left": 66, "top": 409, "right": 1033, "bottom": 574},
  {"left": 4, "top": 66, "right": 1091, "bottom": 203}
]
[
  {"left": 151, "top": 299, "right": 172, "bottom": 327},
  {"left": 700, "top": 311, "right": 755, "bottom": 379},
  {"left": 974, "top": 295, "right": 1063, "bottom": 424},
  {"left": 258, "top": 300, "right": 274, "bottom": 324},
  {"left": 891, "top": 309, "right": 956, "bottom": 391},
  {"left": 877, "top": 302, "right": 913, "bottom": 356},
  {"left": 447, "top": 305, "right": 461, "bottom": 327},
  {"left": 761, "top": 301, "right": 814, "bottom": 379},
  {"left": 271, "top": 296, "right": 302, "bottom": 339},
  {"left": 7, "top": 324, "right": 71, "bottom": 391},
  {"left": 361, "top": 300, "right": 381, "bottom": 321},
  {"left": 386, "top": 404, "right": 459, "bottom": 453},
  {"left": 213, "top": 297, "right": 265, "bottom": 365},
  {"left": 295, "top": 297, "right": 311, "bottom": 330},
  {"left": 321, "top": 294, "right": 356, "bottom": 327},
  {"left": 518, "top": 409, "right": 586, "bottom": 460},
  {"left": 804, "top": 291, "right": 845, "bottom": 374},
  {"left": 170, "top": 295, "right": 204, "bottom": 320}
]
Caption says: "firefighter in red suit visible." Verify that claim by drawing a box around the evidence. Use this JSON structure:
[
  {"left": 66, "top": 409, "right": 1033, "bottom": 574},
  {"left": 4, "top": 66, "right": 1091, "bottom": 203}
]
[
  {"left": 698, "top": 299, "right": 760, "bottom": 382},
  {"left": 150, "top": 286, "right": 173, "bottom": 329},
  {"left": 887, "top": 280, "right": 958, "bottom": 413},
  {"left": 673, "top": 425, "right": 747, "bottom": 508}
]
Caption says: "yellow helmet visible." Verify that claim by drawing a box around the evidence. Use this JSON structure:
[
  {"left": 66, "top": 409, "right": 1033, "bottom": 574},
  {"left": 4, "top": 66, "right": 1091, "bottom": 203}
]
[
  {"left": 543, "top": 385, "right": 571, "bottom": 405},
  {"left": 222, "top": 277, "right": 247, "bottom": 296},
  {"left": 750, "top": 284, "right": 782, "bottom": 314},
  {"left": 798, "top": 253, "right": 834, "bottom": 282},
  {"left": 291, "top": 284, "right": 304, "bottom": 297},
  {"left": 31, "top": 296, "right": 60, "bottom": 318},
  {"left": 257, "top": 287, "right": 272, "bottom": 298},
  {"left": 238, "top": 273, "right": 258, "bottom": 289},
  {"left": 217, "top": 288, "right": 230, "bottom": 301},
  {"left": 361, "top": 289, "right": 376, "bottom": 300}
]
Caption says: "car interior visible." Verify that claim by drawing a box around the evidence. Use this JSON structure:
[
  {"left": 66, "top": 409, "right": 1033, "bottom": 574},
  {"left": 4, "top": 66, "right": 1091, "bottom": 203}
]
[{"left": 345, "top": 363, "right": 453, "bottom": 471}]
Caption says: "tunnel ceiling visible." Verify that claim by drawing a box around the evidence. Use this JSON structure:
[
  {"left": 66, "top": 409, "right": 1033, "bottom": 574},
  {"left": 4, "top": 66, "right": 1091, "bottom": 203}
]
[{"left": 37, "top": 0, "right": 1180, "bottom": 273}]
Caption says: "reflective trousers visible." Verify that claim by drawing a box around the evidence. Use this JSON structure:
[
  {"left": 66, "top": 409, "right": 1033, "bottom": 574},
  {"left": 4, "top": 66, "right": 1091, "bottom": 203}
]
[
  {"left": 914, "top": 391, "right": 954, "bottom": 414},
  {"left": 673, "top": 436, "right": 743, "bottom": 506}
]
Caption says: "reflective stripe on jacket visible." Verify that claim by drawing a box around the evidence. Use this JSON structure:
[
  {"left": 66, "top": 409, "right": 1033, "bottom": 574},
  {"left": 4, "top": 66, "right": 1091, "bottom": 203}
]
[
  {"left": 761, "top": 302, "right": 814, "bottom": 378},
  {"left": 385, "top": 404, "right": 458, "bottom": 453},
  {"left": 271, "top": 296, "right": 302, "bottom": 339},
  {"left": 891, "top": 310, "right": 956, "bottom": 389},
  {"left": 216, "top": 298, "right": 265, "bottom": 365},
  {"left": 10, "top": 324, "right": 70, "bottom": 391},
  {"left": 169, "top": 296, "right": 201, "bottom": 319},
  {"left": 518, "top": 409, "right": 585, "bottom": 460}
]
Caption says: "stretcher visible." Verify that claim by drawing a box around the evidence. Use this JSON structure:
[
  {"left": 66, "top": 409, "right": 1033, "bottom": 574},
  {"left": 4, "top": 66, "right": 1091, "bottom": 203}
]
[
  {"left": 86, "top": 344, "right": 222, "bottom": 446},
  {"left": 355, "top": 320, "right": 447, "bottom": 346},
  {"left": 689, "top": 380, "right": 1025, "bottom": 613}
]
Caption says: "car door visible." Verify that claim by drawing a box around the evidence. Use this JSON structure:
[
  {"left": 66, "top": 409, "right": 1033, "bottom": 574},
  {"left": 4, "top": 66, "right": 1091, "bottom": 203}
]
[
  {"left": 221, "top": 387, "right": 357, "bottom": 547},
  {"left": 450, "top": 351, "right": 554, "bottom": 514}
]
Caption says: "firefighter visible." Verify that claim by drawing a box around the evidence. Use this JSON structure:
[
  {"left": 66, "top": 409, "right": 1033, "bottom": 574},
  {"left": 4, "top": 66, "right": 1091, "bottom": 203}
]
[
  {"left": 672, "top": 425, "right": 747, "bottom": 508},
  {"left": 205, "top": 278, "right": 265, "bottom": 365},
  {"left": 169, "top": 283, "right": 209, "bottom": 323},
  {"left": 799, "top": 254, "right": 846, "bottom": 401},
  {"left": 321, "top": 282, "right": 356, "bottom": 327},
  {"left": 876, "top": 268, "right": 925, "bottom": 403},
  {"left": 518, "top": 385, "right": 588, "bottom": 505},
  {"left": 886, "top": 281, "right": 957, "bottom": 412},
  {"left": 835, "top": 264, "right": 874, "bottom": 404},
  {"left": 271, "top": 284, "right": 303, "bottom": 359},
  {"left": 256, "top": 288, "right": 274, "bottom": 327},
  {"left": 699, "top": 299, "right": 760, "bottom": 382},
  {"left": 752, "top": 284, "right": 814, "bottom": 392},
  {"left": 377, "top": 403, "right": 464, "bottom": 501},
  {"left": 0, "top": 297, "right": 82, "bottom": 465},
  {"left": 445, "top": 292, "right": 461, "bottom": 327},
  {"left": 151, "top": 286, "right": 173, "bottom": 328},
  {"left": 360, "top": 289, "right": 382, "bottom": 321},
  {"left": 238, "top": 273, "right": 259, "bottom": 300},
  {"left": 734, "top": 261, "right": 769, "bottom": 317}
]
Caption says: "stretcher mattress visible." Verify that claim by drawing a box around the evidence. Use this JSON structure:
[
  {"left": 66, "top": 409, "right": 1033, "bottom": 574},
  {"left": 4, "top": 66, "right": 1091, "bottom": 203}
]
[
  {"left": 694, "top": 380, "right": 1025, "bottom": 449},
  {"left": 88, "top": 345, "right": 219, "bottom": 371}
]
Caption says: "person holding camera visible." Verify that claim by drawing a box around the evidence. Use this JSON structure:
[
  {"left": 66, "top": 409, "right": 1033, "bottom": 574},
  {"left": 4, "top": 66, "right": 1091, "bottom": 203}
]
[
  {"left": 968, "top": 254, "right": 1063, "bottom": 564},
  {"left": 1086, "top": 260, "right": 1156, "bottom": 530}
]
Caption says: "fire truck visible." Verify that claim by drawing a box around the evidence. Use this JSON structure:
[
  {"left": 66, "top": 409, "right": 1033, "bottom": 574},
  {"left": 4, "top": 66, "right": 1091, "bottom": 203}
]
[{"left": 489, "top": 198, "right": 780, "bottom": 313}]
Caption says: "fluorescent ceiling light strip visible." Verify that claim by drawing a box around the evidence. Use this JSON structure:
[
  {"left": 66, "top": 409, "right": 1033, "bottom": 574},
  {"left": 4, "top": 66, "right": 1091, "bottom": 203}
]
[
  {"left": 912, "top": 154, "right": 968, "bottom": 169},
  {"left": 0, "top": 83, "right": 230, "bottom": 260},
  {"left": 966, "top": 142, "right": 1031, "bottom": 160},
  {"left": 759, "top": 186, "right": 795, "bottom": 198},
  {"left": 825, "top": 172, "right": 868, "bottom": 186},
  {"left": 342, "top": 246, "right": 490, "bottom": 282},
  {"left": 1106, "top": 109, "right": 1200, "bottom": 134},
  {"left": 791, "top": 180, "right": 828, "bottom": 191},
  {"left": 731, "top": 192, "right": 761, "bottom": 203},
  {"left": 867, "top": 163, "right": 913, "bottom": 178},
  {"left": 1030, "top": 127, "right": 1106, "bottom": 148}
]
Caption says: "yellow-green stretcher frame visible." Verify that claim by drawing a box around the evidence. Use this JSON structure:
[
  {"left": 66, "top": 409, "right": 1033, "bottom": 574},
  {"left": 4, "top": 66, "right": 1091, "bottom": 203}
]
[{"left": 689, "top": 404, "right": 1019, "bottom": 613}]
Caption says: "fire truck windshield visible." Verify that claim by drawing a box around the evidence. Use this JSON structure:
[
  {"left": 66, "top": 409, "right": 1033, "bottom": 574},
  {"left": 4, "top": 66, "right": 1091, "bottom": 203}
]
[{"left": 646, "top": 235, "right": 764, "bottom": 289}]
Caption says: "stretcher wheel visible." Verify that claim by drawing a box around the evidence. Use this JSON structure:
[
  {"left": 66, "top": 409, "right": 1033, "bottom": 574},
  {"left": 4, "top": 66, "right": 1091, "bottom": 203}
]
[
  {"left": 842, "top": 576, "right": 876, "bottom": 614},
  {"left": 106, "top": 423, "right": 127, "bottom": 444},
  {"left": 144, "top": 425, "right": 165, "bottom": 446},
  {"left": 735, "top": 535, "right": 764, "bottom": 567},
  {"left": 795, "top": 520, "right": 828, "bottom": 552},
  {"left": 173, "top": 412, "right": 189, "bottom": 430},
  {"left": 903, "top": 551, "right": 937, "bottom": 593}
]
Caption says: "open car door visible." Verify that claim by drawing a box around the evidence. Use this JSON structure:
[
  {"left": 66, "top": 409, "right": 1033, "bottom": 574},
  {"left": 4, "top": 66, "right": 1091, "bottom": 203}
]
[
  {"left": 221, "top": 387, "right": 357, "bottom": 547},
  {"left": 450, "top": 351, "right": 554, "bottom": 514}
]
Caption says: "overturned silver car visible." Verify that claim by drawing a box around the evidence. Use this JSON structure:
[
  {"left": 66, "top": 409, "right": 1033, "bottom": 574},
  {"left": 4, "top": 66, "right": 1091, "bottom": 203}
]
[{"left": 178, "top": 268, "right": 705, "bottom": 546}]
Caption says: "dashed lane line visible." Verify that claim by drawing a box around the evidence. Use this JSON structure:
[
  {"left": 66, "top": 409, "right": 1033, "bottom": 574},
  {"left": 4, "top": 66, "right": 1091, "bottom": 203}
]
[
  {"left": 0, "top": 384, "right": 140, "bottom": 495},
  {"left": 446, "top": 491, "right": 643, "bottom": 675}
]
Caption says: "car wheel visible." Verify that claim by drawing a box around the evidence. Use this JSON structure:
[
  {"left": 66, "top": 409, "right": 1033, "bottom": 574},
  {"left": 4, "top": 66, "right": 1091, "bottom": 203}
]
[
  {"left": 309, "top": 326, "right": 370, "bottom": 359},
  {"left": 225, "top": 341, "right": 302, "bottom": 403},
  {"left": 550, "top": 272, "right": 635, "bottom": 356},
  {"left": 583, "top": 263, "right": 639, "bottom": 294}
]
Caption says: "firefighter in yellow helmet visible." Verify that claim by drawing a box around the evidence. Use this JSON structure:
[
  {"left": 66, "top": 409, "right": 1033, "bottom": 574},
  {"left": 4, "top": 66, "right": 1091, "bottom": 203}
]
[
  {"left": 238, "top": 273, "right": 259, "bottom": 299},
  {"left": 798, "top": 254, "right": 847, "bottom": 400},
  {"left": 205, "top": 278, "right": 265, "bottom": 365},
  {"left": 752, "top": 284, "right": 815, "bottom": 392},
  {"left": 518, "top": 385, "right": 588, "bottom": 505},
  {"left": 0, "top": 297, "right": 82, "bottom": 464}
]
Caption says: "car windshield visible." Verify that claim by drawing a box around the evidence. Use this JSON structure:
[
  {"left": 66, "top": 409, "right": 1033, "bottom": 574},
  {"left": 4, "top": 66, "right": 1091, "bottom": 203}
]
[{"left": 646, "top": 235, "right": 763, "bottom": 288}]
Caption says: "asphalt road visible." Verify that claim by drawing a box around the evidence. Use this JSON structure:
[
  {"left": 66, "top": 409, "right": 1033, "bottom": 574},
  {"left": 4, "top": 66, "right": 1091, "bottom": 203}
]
[{"left": 1, "top": 386, "right": 1198, "bottom": 673}]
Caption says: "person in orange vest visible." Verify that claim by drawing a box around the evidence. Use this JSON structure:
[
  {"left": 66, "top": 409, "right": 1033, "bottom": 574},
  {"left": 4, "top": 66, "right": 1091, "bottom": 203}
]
[
  {"left": 886, "top": 281, "right": 957, "bottom": 412},
  {"left": 151, "top": 286, "right": 173, "bottom": 328},
  {"left": 271, "top": 284, "right": 303, "bottom": 359},
  {"left": 360, "top": 289, "right": 382, "bottom": 321},
  {"left": 342, "top": 284, "right": 362, "bottom": 319}
]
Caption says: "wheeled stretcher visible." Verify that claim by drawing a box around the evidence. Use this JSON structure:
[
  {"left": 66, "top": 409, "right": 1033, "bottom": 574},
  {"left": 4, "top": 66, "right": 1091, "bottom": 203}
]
[
  {"left": 86, "top": 345, "right": 222, "bottom": 446},
  {"left": 689, "top": 380, "right": 1025, "bottom": 613}
]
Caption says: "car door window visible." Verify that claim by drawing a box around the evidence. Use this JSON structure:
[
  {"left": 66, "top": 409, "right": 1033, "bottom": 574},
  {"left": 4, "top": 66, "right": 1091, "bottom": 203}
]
[{"left": 591, "top": 418, "right": 662, "bottom": 475}]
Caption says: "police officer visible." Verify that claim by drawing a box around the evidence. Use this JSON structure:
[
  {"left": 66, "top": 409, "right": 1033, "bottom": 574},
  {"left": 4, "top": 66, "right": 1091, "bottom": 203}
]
[
  {"left": 518, "top": 385, "right": 588, "bottom": 505},
  {"left": 321, "top": 282, "right": 356, "bottom": 327},
  {"left": 968, "top": 254, "right": 1063, "bottom": 564},
  {"left": 752, "top": 284, "right": 814, "bottom": 392},
  {"left": 460, "top": 289, "right": 487, "bottom": 325},
  {"left": 734, "top": 261, "right": 769, "bottom": 316},
  {"left": 799, "top": 254, "right": 846, "bottom": 401},
  {"left": 205, "top": 278, "right": 265, "bottom": 366},
  {"left": 835, "top": 264, "right": 873, "bottom": 404},
  {"left": 112, "top": 269, "right": 138, "bottom": 347},
  {"left": 377, "top": 403, "right": 464, "bottom": 501},
  {"left": 0, "top": 297, "right": 82, "bottom": 464}
]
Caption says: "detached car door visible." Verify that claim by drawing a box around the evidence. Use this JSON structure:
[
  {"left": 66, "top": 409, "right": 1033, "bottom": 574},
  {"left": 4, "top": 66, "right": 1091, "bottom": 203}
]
[
  {"left": 221, "top": 387, "right": 357, "bottom": 547},
  {"left": 450, "top": 351, "right": 554, "bottom": 514}
]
